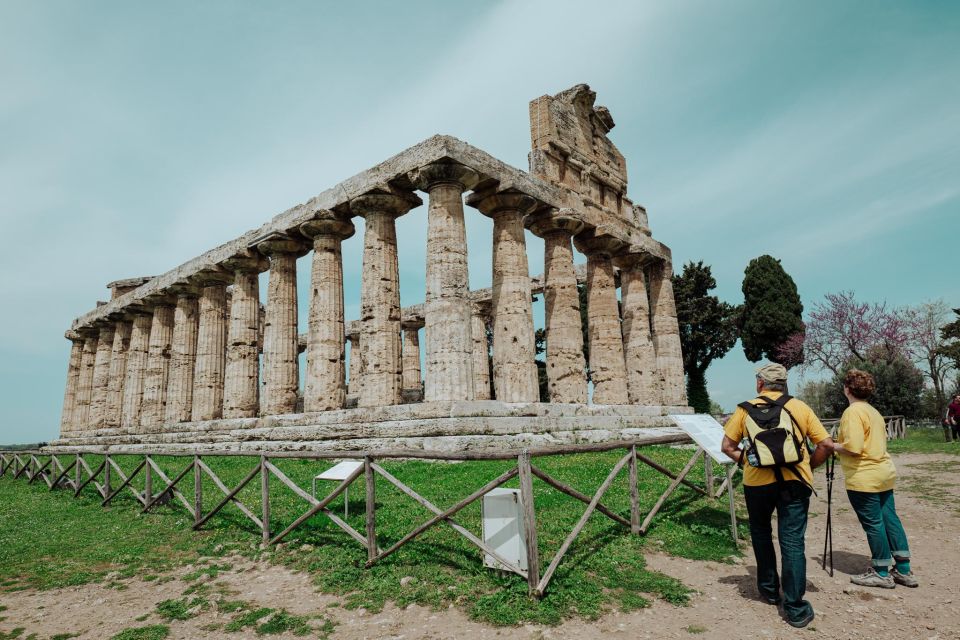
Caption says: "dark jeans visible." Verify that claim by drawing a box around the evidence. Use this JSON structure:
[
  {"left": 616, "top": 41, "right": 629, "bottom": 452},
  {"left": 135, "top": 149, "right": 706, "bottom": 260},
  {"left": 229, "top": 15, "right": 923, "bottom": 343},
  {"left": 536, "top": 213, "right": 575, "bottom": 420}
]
[
  {"left": 744, "top": 482, "right": 814, "bottom": 623},
  {"left": 846, "top": 489, "right": 910, "bottom": 569}
]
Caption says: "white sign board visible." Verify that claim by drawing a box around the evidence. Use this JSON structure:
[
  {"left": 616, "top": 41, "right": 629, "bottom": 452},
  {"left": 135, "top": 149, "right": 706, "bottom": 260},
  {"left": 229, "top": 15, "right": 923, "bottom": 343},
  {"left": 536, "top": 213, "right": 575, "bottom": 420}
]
[
  {"left": 669, "top": 414, "right": 733, "bottom": 465},
  {"left": 481, "top": 488, "right": 528, "bottom": 572},
  {"left": 316, "top": 460, "right": 363, "bottom": 481}
]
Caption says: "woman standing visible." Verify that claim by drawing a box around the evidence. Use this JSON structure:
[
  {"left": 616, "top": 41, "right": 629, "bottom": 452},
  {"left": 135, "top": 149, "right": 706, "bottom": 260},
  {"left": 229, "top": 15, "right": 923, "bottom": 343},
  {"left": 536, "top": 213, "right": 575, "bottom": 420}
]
[{"left": 831, "top": 369, "right": 918, "bottom": 589}]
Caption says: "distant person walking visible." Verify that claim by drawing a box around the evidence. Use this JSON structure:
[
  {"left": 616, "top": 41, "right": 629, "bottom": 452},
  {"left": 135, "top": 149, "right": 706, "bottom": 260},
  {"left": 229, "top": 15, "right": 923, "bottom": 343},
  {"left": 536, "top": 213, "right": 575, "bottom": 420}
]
[
  {"left": 720, "top": 363, "right": 834, "bottom": 628},
  {"left": 946, "top": 394, "right": 960, "bottom": 442},
  {"left": 831, "top": 369, "right": 918, "bottom": 589}
]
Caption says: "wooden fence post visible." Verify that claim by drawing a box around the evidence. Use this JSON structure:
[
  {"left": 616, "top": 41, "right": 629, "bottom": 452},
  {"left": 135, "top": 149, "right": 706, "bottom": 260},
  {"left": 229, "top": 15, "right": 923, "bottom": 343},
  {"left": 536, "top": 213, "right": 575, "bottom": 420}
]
[
  {"left": 704, "top": 456, "right": 715, "bottom": 496},
  {"left": 193, "top": 455, "right": 202, "bottom": 527},
  {"left": 365, "top": 456, "right": 376, "bottom": 563},
  {"left": 103, "top": 454, "right": 112, "bottom": 499},
  {"left": 517, "top": 451, "right": 540, "bottom": 596},
  {"left": 260, "top": 455, "right": 270, "bottom": 544},
  {"left": 144, "top": 455, "right": 153, "bottom": 503},
  {"left": 629, "top": 445, "right": 640, "bottom": 535},
  {"left": 75, "top": 454, "right": 81, "bottom": 492}
]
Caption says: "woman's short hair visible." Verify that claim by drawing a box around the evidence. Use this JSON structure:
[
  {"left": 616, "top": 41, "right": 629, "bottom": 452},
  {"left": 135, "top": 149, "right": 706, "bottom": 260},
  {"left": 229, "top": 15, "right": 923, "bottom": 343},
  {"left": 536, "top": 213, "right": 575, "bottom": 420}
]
[{"left": 844, "top": 369, "right": 876, "bottom": 400}]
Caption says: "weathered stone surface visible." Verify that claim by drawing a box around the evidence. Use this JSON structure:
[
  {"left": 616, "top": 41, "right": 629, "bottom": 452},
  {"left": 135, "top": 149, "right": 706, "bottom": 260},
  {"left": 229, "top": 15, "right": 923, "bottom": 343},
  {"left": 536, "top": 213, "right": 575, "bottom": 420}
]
[
  {"left": 120, "top": 312, "right": 152, "bottom": 428},
  {"left": 88, "top": 324, "right": 115, "bottom": 428},
  {"left": 470, "top": 306, "right": 491, "bottom": 400},
  {"left": 140, "top": 303, "right": 175, "bottom": 431},
  {"left": 105, "top": 320, "right": 132, "bottom": 428},
  {"left": 59, "top": 334, "right": 84, "bottom": 434},
  {"left": 300, "top": 213, "right": 355, "bottom": 412},
  {"left": 347, "top": 333, "right": 362, "bottom": 401},
  {"left": 222, "top": 252, "right": 267, "bottom": 419},
  {"left": 649, "top": 259, "right": 688, "bottom": 406},
  {"left": 527, "top": 210, "right": 587, "bottom": 403},
  {"left": 74, "top": 334, "right": 99, "bottom": 432},
  {"left": 413, "top": 162, "right": 478, "bottom": 402},
  {"left": 165, "top": 292, "right": 199, "bottom": 423},
  {"left": 192, "top": 282, "right": 229, "bottom": 421},
  {"left": 401, "top": 327, "right": 422, "bottom": 392},
  {"left": 352, "top": 190, "right": 419, "bottom": 408},
  {"left": 469, "top": 190, "right": 539, "bottom": 402},
  {"left": 616, "top": 255, "right": 660, "bottom": 404}
]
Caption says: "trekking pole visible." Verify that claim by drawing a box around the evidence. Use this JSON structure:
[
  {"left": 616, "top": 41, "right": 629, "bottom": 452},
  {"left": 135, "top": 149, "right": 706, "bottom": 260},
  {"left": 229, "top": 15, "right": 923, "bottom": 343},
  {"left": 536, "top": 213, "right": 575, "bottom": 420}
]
[{"left": 821, "top": 454, "right": 835, "bottom": 576}]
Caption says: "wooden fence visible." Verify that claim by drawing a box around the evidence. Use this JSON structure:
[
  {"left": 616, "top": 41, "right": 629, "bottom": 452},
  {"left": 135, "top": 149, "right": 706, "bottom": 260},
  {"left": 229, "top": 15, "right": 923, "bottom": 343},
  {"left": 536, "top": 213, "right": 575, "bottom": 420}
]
[
  {"left": 0, "top": 435, "right": 713, "bottom": 598},
  {"left": 820, "top": 415, "right": 906, "bottom": 439}
]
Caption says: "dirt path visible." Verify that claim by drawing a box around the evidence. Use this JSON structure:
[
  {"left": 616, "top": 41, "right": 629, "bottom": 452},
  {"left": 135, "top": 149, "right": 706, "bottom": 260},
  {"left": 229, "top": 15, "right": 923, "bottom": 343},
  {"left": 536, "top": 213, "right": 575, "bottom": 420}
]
[{"left": 2, "top": 452, "right": 958, "bottom": 639}]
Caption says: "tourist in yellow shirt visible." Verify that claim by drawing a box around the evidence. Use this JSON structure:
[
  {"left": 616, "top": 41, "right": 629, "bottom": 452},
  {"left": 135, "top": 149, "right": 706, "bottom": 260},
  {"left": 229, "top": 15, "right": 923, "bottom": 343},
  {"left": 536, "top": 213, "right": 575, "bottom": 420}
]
[{"left": 831, "top": 369, "right": 918, "bottom": 589}]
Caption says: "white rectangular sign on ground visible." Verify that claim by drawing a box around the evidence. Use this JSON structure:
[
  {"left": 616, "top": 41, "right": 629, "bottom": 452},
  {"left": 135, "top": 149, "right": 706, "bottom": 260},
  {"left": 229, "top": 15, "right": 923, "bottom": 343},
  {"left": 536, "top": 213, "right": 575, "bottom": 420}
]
[{"left": 669, "top": 414, "right": 733, "bottom": 466}]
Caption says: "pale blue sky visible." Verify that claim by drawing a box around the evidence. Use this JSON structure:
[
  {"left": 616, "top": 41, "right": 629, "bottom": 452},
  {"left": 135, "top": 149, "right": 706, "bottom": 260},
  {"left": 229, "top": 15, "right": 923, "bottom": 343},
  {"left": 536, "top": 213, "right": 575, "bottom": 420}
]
[{"left": 1, "top": 1, "right": 958, "bottom": 444}]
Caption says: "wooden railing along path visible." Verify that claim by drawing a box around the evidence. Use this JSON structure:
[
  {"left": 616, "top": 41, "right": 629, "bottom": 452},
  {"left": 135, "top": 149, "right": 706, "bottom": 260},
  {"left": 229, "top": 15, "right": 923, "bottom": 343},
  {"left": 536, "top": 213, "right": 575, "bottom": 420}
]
[{"left": 819, "top": 415, "right": 906, "bottom": 439}]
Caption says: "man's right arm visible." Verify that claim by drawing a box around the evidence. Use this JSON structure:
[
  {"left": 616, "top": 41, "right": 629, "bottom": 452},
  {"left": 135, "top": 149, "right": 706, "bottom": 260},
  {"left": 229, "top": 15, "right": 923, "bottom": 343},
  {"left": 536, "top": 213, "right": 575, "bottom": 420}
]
[{"left": 809, "top": 437, "right": 834, "bottom": 469}]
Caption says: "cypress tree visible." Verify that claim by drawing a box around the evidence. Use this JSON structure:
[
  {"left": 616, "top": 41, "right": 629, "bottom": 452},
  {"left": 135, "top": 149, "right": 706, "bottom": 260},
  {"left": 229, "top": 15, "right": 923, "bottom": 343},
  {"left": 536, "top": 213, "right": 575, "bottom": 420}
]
[{"left": 740, "top": 255, "right": 804, "bottom": 366}]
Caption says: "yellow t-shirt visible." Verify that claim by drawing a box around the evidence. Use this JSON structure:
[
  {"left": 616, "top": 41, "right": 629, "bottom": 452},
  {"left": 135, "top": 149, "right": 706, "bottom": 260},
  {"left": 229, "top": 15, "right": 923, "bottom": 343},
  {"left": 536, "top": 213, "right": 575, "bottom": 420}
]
[
  {"left": 837, "top": 401, "right": 896, "bottom": 492},
  {"left": 723, "top": 392, "right": 830, "bottom": 487}
]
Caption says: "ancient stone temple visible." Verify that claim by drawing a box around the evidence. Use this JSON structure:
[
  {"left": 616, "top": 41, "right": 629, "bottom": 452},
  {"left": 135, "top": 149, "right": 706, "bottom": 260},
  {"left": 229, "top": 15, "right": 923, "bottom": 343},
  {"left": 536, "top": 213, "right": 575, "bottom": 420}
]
[{"left": 51, "top": 84, "right": 690, "bottom": 454}]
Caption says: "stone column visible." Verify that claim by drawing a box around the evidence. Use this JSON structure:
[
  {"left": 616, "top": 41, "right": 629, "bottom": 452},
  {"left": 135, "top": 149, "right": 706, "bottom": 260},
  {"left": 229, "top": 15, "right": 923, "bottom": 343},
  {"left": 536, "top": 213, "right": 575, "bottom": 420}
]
[
  {"left": 192, "top": 270, "right": 232, "bottom": 421},
  {"left": 121, "top": 310, "right": 152, "bottom": 429},
  {"left": 347, "top": 332, "right": 362, "bottom": 401},
  {"left": 401, "top": 323, "right": 423, "bottom": 398},
  {"left": 575, "top": 232, "right": 629, "bottom": 405},
  {"left": 527, "top": 210, "right": 587, "bottom": 403},
  {"left": 140, "top": 299, "right": 175, "bottom": 430},
  {"left": 615, "top": 253, "right": 660, "bottom": 405},
  {"left": 74, "top": 333, "right": 99, "bottom": 432},
  {"left": 471, "top": 304, "right": 492, "bottom": 400},
  {"left": 300, "top": 213, "right": 355, "bottom": 412},
  {"left": 350, "top": 189, "right": 420, "bottom": 407},
  {"left": 256, "top": 234, "right": 308, "bottom": 415},
  {"left": 105, "top": 319, "right": 132, "bottom": 427},
  {"left": 410, "top": 162, "right": 478, "bottom": 402},
  {"left": 222, "top": 251, "right": 268, "bottom": 419},
  {"left": 60, "top": 332, "right": 84, "bottom": 435},
  {"left": 89, "top": 323, "right": 116, "bottom": 428},
  {"left": 164, "top": 286, "right": 200, "bottom": 423},
  {"left": 648, "top": 259, "right": 688, "bottom": 406},
  {"left": 468, "top": 189, "right": 539, "bottom": 402}
]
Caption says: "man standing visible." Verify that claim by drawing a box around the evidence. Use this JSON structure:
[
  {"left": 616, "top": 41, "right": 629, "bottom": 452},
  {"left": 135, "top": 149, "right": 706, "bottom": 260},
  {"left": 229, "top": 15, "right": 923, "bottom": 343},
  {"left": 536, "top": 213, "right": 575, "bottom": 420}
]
[
  {"left": 946, "top": 394, "right": 960, "bottom": 442},
  {"left": 720, "top": 363, "right": 834, "bottom": 628}
]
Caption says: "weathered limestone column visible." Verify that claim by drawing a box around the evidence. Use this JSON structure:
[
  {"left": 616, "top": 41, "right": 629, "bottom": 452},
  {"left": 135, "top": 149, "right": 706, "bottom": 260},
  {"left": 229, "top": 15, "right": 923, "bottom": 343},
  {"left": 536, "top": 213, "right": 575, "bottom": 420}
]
[
  {"left": 648, "top": 259, "right": 688, "bottom": 406},
  {"left": 140, "top": 298, "right": 175, "bottom": 430},
  {"left": 401, "top": 323, "right": 423, "bottom": 395},
  {"left": 300, "top": 213, "right": 355, "bottom": 412},
  {"left": 470, "top": 303, "right": 492, "bottom": 400},
  {"left": 105, "top": 319, "right": 132, "bottom": 428},
  {"left": 410, "top": 163, "right": 478, "bottom": 402},
  {"left": 615, "top": 253, "right": 660, "bottom": 404},
  {"left": 74, "top": 332, "right": 99, "bottom": 431},
  {"left": 60, "top": 332, "right": 84, "bottom": 435},
  {"left": 350, "top": 189, "right": 420, "bottom": 407},
  {"left": 346, "top": 332, "right": 362, "bottom": 400},
  {"left": 89, "top": 323, "right": 116, "bottom": 428},
  {"left": 222, "top": 251, "right": 268, "bottom": 419},
  {"left": 468, "top": 189, "right": 539, "bottom": 402},
  {"left": 575, "top": 232, "right": 629, "bottom": 404},
  {"left": 256, "top": 234, "right": 308, "bottom": 415},
  {"left": 121, "top": 310, "right": 152, "bottom": 428},
  {"left": 192, "top": 270, "right": 232, "bottom": 421},
  {"left": 527, "top": 210, "right": 587, "bottom": 403},
  {"left": 164, "top": 286, "right": 200, "bottom": 423}
]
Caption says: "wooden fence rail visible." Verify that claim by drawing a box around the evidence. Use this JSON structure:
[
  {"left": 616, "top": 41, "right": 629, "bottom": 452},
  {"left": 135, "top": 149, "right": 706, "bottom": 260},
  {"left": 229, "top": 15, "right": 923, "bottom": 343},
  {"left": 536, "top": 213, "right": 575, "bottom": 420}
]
[
  {"left": 820, "top": 414, "right": 906, "bottom": 439},
  {"left": 0, "top": 436, "right": 723, "bottom": 598}
]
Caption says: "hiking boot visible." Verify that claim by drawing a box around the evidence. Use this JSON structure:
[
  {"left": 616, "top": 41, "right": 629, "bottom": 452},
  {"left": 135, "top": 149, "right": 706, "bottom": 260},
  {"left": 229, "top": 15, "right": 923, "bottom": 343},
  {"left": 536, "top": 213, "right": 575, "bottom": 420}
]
[
  {"left": 850, "top": 569, "right": 895, "bottom": 589},
  {"left": 892, "top": 568, "right": 918, "bottom": 588},
  {"left": 787, "top": 611, "right": 815, "bottom": 628}
]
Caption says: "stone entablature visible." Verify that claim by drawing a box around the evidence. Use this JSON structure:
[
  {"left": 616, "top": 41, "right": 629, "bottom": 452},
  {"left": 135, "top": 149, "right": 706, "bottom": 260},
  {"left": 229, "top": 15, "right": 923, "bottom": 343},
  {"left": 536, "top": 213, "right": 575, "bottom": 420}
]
[{"left": 54, "top": 84, "right": 688, "bottom": 452}]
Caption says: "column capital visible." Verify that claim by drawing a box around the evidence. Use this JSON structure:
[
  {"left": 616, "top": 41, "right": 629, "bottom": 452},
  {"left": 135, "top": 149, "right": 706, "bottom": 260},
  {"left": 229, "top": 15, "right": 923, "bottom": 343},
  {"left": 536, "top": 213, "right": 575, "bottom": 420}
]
[
  {"left": 252, "top": 232, "right": 310, "bottom": 257},
  {"left": 349, "top": 187, "right": 421, "bottom": 219},
  {"left": 299, "top": 210, "right": 355, "bottom": 241},
  {"left": 222, "top": 249, "right": 270, "bottom": 274},
  {"left": 167, "top": 280, "right": 201, "bottom": 298},
  {"left": 524, "top": 208, "right": 586, "bottom": 237},
  {"left": 574, "top": 228, "right": 628, "bottom": 258},
  {"left": 409, "top": 161, "right": 480, "bottom": 192},
  {"left": 191, "top": 266, "right": 235, "bottom": 287},
  {"left": 401, "top": 319, "right": 425, "bottom": 331},
  {"left": 65, "top": 329, "right": 84, "bottom": 342},
  {"left": 466, "top": 188, "right": 537, "bottom": 219},
  {"left": 612, "top": 251, "right": 652, "bottom": 270}
]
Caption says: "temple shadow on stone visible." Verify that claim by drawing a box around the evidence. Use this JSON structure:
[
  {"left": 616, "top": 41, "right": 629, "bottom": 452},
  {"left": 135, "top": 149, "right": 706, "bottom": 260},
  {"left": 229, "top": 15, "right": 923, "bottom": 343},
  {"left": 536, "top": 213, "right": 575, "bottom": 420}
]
[{"left": 52, "top": 83, "right": 691, "bottom": 455}]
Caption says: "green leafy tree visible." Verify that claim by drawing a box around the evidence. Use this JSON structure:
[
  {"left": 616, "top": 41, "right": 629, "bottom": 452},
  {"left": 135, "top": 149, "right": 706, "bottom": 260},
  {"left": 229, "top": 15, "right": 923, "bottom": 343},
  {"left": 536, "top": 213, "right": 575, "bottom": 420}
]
[
  {"left": 673, "top": 261, "right": 741, "bottom": 413},
  {"left": 824, "top": 346, "right": 925, "bottom": 418},
  {"left": 740, "top": 255, "right": 804, "bottom": 366}
]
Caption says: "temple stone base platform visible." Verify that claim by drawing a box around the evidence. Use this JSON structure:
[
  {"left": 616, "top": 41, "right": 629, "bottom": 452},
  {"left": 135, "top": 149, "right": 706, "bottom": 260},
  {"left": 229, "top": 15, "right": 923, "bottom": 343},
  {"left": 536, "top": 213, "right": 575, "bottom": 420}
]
[{"left": 45, "top": 401, "right": 692, "bottom": 455}]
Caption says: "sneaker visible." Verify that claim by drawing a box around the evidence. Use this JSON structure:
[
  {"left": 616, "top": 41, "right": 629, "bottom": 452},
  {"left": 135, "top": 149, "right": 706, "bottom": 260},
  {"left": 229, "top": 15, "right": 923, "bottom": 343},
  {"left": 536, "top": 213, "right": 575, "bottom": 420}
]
[
  {"left": 787, "top": 611, "right": 815, "bottom": 628},
  {"left": 892, "top": 568, "right": 918, "bottom": 588},
  {"left": 850, "top": 569, "right": 895, "bottom": 589}
]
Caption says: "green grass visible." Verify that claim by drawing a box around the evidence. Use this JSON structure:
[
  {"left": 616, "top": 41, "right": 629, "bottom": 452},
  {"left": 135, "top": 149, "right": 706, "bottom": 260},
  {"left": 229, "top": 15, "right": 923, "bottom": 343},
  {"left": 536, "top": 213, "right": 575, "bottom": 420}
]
[
  {"left": 887, "top": 425, "right": 960, "bottom": 455},
  {"left": 110, "top": 625, "right": 169, "bottom": 640},
  {"left": 0, "top": 447, "right": 745, "bottom": 626}
]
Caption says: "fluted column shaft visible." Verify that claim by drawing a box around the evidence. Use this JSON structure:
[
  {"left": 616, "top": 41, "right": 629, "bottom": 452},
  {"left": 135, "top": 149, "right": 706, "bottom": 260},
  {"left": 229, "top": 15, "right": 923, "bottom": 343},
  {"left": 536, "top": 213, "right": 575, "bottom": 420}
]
[
  {"left": 347, "top": 334, "right": 362, "bottom": 398},
  {"left": 413, "top": 164, "right": 477, "bottom": 402},
  {"left": 649, "top": 260, "right": 688, "bottom": 406},
  {"left": 60, "top": 336, "right": 84, "bottom": 435},
  {"left": 105, "top": 320, "right": 132, "bottom": 427},
  {"left": 618, "top": 257, "right": 660, "bottom": 404},
  {"left": 192, "top": 283, "right": 229, "bottom": 420},
  {"left": 74, "top": 335, "right": 99, "bottom": 431},
  {"left": 583, "top": 251, "right": 629, "bottom": 404},
  {"left": 401, "top": 327, "right": 422, "bottom": 391},
  {"left": 121, "top": 312, "right": 152, "bottom": 428},
  {"left": 301, "top": 216, "right": 354, "bottom": 412},
  {"left": 542, "top": 229, "right": 587, "bottom": 403},
  {"left": 165, "top": 293, "right": 200, "bottom": 423},
  {"left": 259, "top": 238, "right": 304, "bottom": 415},
  {"left": 140, "top": 303, "right": 175, "bottom": 430},
  {"left": 471, "top": 309, "right": 491, "bottom": 400},
  {"left": 223, "top": 261, "right": 264, "bottom": 419},
  {"left": 89, "top": 324, "right": 115, "bottom": 428}
]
